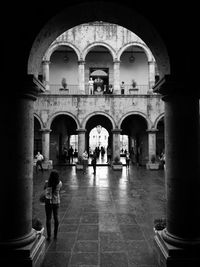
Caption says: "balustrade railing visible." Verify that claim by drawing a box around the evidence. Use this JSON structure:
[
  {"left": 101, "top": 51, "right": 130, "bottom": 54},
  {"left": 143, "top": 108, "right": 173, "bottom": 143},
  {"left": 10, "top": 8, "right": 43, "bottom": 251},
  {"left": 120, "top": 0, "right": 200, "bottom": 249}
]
[{"left": 42, "top": 84, "right": 152, "bottom": 95}]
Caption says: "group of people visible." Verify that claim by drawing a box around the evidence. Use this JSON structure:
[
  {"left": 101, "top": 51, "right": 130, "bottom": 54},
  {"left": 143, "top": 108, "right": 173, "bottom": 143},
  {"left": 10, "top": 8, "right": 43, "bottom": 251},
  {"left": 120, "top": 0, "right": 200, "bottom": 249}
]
[
  {"left": 88, "top": 77, "right": 113, "bottom": 95},
  {"left": 63, "top": 146, "right": 75, "bottom": 164},
  {"left": 89, "top": 78, "right": 129, "bottom": 95}
]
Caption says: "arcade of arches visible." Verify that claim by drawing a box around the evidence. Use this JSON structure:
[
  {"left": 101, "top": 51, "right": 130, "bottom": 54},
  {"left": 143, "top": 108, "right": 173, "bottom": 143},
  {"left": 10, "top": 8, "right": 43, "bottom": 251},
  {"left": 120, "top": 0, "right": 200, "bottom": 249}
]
[
  {"left": 34, "top": 112, "right": 165, "bottom": 167},
  {"left": 1, "top": 1, "right": 200, "bottom": 267}
]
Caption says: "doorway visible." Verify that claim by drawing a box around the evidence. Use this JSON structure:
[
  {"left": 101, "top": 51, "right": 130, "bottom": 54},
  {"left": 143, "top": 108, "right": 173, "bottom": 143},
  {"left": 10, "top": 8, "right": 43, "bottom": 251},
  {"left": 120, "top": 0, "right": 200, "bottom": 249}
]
[{"left": 90, "top": 68, "right": 109, "bottom": 93}]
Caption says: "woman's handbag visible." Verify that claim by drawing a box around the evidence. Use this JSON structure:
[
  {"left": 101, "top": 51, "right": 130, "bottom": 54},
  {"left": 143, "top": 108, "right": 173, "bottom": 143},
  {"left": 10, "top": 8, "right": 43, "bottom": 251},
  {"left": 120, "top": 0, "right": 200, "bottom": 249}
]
[{"left": 39, "top": 192, "right": 46, "bottom": 203}]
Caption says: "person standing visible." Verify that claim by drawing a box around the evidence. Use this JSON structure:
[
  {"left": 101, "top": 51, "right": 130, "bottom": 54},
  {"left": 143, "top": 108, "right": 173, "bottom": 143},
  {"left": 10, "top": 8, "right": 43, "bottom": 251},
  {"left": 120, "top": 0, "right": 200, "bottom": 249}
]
[
  {"left": 82, "top": 150, "right": 88, "bottom": 174},
  {"left": 44, "top": 169, "right": 62, "bottom": 241},
  {"left": 126, "top": 152, "right": 130, "bottom": 168},
  {"left": 91, "top": 152, "right": 97, "bottom": 174},
  {"left": 121, "top": 81, "right": 125, "bottom": 94},
  {"left": 35, "top": 151, "right": 44, "bottom": 172},
  {"left": 68, "top": 146, "right": 74, "bottom": 164},
  {"left": 88, "top": 77, "right": 94, "bottom": 95}
]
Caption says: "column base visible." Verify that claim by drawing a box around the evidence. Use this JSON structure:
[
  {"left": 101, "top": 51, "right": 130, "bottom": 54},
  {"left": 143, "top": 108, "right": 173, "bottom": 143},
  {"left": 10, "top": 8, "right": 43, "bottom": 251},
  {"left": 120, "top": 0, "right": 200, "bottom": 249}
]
[
  {"left": 0, "top": 234, "right": 46, "bottom": 267},
  {"left": 154, "top": 230, "right": 200, "bottom": 267}
]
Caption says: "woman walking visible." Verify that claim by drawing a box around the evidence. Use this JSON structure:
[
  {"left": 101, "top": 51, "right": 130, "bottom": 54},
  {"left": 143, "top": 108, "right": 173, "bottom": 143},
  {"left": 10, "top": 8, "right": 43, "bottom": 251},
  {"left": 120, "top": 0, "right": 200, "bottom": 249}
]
[{"left": 44, "top": 170, "right": 62, "bottom": 241}]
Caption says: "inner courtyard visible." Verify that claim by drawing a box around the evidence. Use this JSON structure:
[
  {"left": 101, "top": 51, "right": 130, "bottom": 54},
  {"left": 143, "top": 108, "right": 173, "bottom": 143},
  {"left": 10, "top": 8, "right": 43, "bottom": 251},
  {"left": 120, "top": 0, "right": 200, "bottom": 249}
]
[{"left": 1, "top": 1, "right": 199, "bottom": 267}]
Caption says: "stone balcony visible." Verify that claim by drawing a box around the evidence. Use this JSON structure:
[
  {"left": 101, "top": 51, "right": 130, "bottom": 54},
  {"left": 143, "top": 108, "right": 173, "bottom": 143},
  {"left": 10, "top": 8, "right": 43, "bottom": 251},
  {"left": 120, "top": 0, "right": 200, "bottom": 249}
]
[
  {"left": 34, "top": 90, "right": 164, "bottom": 129},
  {"left": 43, "top": 84, "right": 152, "bottom": 95}
]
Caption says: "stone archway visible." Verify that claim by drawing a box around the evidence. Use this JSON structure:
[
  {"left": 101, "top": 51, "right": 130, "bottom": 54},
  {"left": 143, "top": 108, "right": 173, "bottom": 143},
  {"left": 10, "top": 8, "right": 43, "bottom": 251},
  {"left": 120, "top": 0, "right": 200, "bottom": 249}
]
[
  {"left": 44, "top": 42, "right": 81, "bottom": 61},
  {"left": 49, "top": 113, "right": 79, "bottom": 164},
  {"left": 33, "top": 115, "right": 43, "bottom": 157},
  {"left": 28, "top": 1, "right": 170, "bottom": 79},
  {"left": 120, "top": 113, "right": 149, "bottom": 166},
  {"left": 84, "top": 113, "right": 114, "bottom": 165}
]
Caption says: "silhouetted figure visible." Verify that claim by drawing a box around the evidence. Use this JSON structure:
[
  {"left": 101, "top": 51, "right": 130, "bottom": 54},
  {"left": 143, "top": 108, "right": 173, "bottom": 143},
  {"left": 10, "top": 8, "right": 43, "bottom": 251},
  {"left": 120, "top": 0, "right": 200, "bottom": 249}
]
[
  {"left": 68, "top": 146, "right": 74, "bottom": 164},
  {"left": 91, "top": 152, "right": 97, "bottom": 174},
  {"left": 126, "top": 152, "right": 130, "bottom": 168}
]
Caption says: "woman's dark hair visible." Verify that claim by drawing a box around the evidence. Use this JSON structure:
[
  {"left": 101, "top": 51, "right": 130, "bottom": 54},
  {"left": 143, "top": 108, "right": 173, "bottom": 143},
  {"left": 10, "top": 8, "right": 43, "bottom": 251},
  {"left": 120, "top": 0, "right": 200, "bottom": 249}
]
[{"left": 48, "top": 170, "right": 60, "bottom": 193}]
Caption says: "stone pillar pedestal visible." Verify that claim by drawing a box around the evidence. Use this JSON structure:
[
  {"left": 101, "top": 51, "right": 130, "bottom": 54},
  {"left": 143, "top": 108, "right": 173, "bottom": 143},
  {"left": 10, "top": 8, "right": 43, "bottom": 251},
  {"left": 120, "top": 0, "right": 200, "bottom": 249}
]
[
  {"left": 42, "top": 60, "right": 50, "bottom": 91},
  {"left": 40, "top": 128, "right": 53, "bottom": 169},
  {"left": 146, "top": 129, "right": 159, "bottom": 169},
  {"left": 77, "top": 128, "right": 86, "bottom": 158},
  {"left": 113, "top": 60, "right": 120, "bottom": 94},
  {"left": 78, "top": 60, "right": 85, "bottom": 94},
  {"left": 112, "top": 129, "right": 122, "bottom": 161},
  {"left": 148, "top": 60, "right": 155, "bottom": 93},
  {"left": 0, "top": 75, "right": 45, "bottom": 266},
  {"left": 153, "top": 75, "right": 200, "bottom": 266}
]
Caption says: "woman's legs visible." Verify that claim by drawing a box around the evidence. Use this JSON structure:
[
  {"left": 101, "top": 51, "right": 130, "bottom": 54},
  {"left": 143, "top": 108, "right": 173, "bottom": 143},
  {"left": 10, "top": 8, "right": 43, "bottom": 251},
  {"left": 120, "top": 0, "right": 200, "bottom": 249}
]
[
  {"left": 45, "top": 203, "right": 52, "bottom": 239},
  {"left": 52, "top": 204, "right": 59, "bottom": 239}
]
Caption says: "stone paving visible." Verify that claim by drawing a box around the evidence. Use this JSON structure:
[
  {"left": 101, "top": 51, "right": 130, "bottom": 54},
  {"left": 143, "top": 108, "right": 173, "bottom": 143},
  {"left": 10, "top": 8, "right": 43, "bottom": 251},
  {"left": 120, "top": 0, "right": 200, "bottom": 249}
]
[{"left": 33, "top": 163, "right": 166, "bottom": 267}]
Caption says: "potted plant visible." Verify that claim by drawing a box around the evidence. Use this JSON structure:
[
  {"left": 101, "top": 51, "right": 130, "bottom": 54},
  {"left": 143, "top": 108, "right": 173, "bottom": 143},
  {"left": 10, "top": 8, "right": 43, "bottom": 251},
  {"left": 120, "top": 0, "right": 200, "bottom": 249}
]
[
  {"left": 132, "top": 79, "right": 137, "bottom": 88},
  {"left": 112, "top": 156, "right": 123, "bottom": 170},
  {"left": 60, "top": 78, "right": 68, "bottom": 91},
  {"left": 146, "top": 154, "right": 160, "bottom": 170},
  {"left": 129, "top": 79, "right": 138, "bottom": 94},
  {"left": 32, "top": 217, "right": 44, "bottom": 237},
  {"left": 153, "top": 218, "right": 166, "bottom": 233},
  {"left": 76, "top": 155, "right": 84, "bottom": 170}
]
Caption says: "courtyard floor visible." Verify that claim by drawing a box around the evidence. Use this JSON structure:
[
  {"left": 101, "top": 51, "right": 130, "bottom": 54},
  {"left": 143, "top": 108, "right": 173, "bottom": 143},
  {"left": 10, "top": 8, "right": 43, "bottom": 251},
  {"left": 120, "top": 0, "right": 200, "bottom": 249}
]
[{"left": 33, "top": 163, "right": 166, "bottom": 267}]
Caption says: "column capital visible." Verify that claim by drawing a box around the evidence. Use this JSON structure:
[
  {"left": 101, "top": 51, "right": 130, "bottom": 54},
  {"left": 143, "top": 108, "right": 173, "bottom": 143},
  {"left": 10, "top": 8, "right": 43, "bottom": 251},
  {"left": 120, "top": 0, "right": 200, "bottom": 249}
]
[
  {"left": 42, "top": 60, "right": 51, "bottom": 65},
  {"left": 40, "top": 128, "right": 52, "bottom": 133},
  {"left": 76, "top": 128, "right": 87, "bottom": 133},
  {"left": 148, "top": 60, "right": 155, "bottom": 65},
  {"left": 113, "top": 59, "right": 121, "bottom": 64},
  {"left": 111, "top": 128, "right": 122, "bottom": 134},
  {"left": 78, "top": 60, "right": 85, "bottom": 65},
  {"left": 153, "top": 75, "right": 199, "bottom": 100},
  {"left": 146, "top": 128, "right": 158, "bottom": 133}
]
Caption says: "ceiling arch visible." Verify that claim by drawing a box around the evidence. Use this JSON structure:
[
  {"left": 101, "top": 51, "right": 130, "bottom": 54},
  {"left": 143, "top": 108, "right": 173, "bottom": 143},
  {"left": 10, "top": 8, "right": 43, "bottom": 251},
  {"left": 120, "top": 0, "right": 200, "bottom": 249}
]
[{"left": 28, "top": 1, "right": 170, "bottom": 78}]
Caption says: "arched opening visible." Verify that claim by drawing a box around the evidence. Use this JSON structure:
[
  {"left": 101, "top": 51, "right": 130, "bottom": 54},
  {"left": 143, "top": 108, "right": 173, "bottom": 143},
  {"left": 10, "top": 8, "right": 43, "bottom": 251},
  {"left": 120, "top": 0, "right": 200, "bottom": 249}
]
[
  {"left": 119, "top": 45, "right": 149, "bottom": 94},
  {"left": 156, "top": 116, "right": 165, "bottom": 158},
  {"left": 89, "top": 126, "right": 109, "bottom": 164},
  {"left": 33, "top": 117, "right": 42, "bottom": 156},
  {"left": 50, "top": 114, "right": 78, "bottom": 164},
  {"left": 85, "top": 45, "right": 113, "bottom": 94},
  {"left": 3, "top": 2, "right": 200, "bottom": 267},
  {"left": 121, "top": 114, "right": 148, "bottom": 166},
  {"left": 47, "top": 45, "right": 79, "bottom": 93},
  {"left": 28, "top": 2, "right": 170, "bottom": 79},
  {"left": 85, "top": 114, "right": 113, "bottom": 165}
]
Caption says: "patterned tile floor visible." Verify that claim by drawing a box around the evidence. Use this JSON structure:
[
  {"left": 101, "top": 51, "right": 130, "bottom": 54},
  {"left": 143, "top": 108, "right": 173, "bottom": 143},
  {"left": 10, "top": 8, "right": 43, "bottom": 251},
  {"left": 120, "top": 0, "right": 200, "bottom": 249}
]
[{"left": 33, "top": 163, "right": 166, "bottom": 267}]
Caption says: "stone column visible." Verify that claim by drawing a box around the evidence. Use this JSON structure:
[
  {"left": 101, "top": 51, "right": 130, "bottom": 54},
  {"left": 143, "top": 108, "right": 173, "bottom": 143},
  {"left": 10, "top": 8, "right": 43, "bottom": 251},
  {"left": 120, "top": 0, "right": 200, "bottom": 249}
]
[
  {"left": 78, "top": 60, "right": 85, "bottom": 94},
  {"left": 113, "top": 60, "right": 120, "bottom": 94},
  {"left": 42, "top": 60, "right": 50, "bottom": 90},
  {"left": 77, "top": 128, "right": 86, "bottom": 158},
  {"left": 40, "top": 128, "right": 53, "bottom": 169},
  {"left": 0, "top": 75, "right": 45, "bottom": 266},
  {"left": 147, "top": 129, "right": 157, "bottom": 160},
  {"left": 148, "top": 60, "right": 155, "bottom": 93},
  {"left": 112, "top": 129, "right": 122, "bottom": 161},
  {"left": 153, "top": 76, "right": 200, "bottom": 266}
]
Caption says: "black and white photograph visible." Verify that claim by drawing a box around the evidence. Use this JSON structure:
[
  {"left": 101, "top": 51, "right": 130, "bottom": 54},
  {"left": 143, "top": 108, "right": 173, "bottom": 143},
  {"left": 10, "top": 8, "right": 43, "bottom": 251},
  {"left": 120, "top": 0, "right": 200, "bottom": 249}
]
[{"left": 1, "top": 1, "right": 199, "bottom": 266}]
